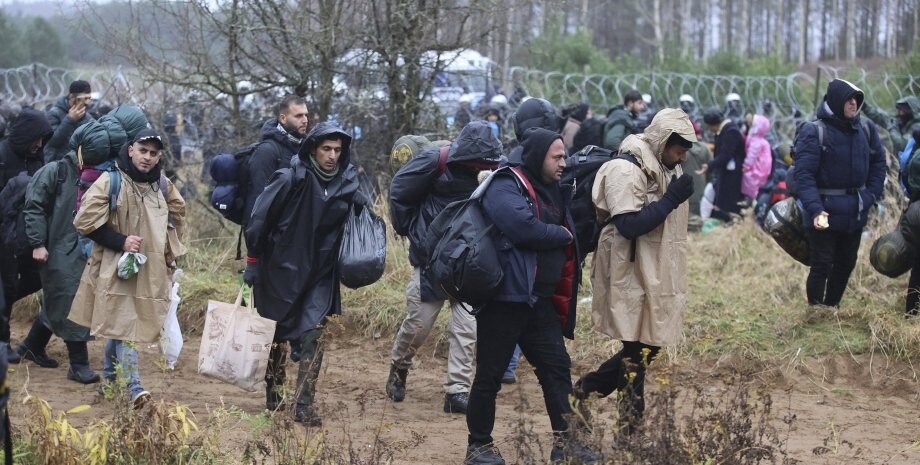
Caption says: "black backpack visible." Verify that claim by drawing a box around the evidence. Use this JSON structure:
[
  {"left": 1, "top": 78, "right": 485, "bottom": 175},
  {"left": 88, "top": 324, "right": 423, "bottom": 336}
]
[
  {"left": 424, "top": 166, "right": 537, "bottom": 309},
  {"left": 571, "top": 117, "right": 606, "bottom": 153},
  {"left": 209, "top": 142, "right": 261, "bottom": 225},
  {"left": 0, "top": 172, "right": 45, "bottom": 260},
  {"left": 560, "top": 145, "right": 616, "bottom": 261}
]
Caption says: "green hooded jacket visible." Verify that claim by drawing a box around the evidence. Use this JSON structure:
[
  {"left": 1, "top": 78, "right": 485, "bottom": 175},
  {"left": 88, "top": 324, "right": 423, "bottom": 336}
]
[{"left": 864, "top": 96, "right": 920, "bottom": 154}]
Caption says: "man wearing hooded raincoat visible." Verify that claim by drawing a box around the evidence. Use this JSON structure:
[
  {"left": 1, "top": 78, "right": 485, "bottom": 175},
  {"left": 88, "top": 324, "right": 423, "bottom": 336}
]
[
  {"left": 863, "top": 95, "right": 920, "bottom": 155},
  {"left": 0, "top": 108, "right": 53, "bottom": 365},
  {"left": 577, "top": 109, "right": 696, "bottom": 434},
  {"left": 22, "top": 122, "right": 110, "bottom": 385},
  {"left": 70, "top": 120, "right": 186, "bottom": 408},
  {"left": 385, "top": 121, "right": 501, "bottom": 413},
  {"left": 244, "top": 122, "right": 361, "bottom": 426}
]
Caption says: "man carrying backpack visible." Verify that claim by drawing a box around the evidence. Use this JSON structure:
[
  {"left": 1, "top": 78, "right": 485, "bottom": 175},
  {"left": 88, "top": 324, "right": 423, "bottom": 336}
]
[
  {"left": 576, "top": 108, "right": 696, "bottom": 440},
  {"left": 244, "top": 122, "right": 361, "bottom": 426},
  {"left": 0, "top": 108, "right": 53, "bottom": 364},
  {"left": 385, "top": 121, "right": 502, "bottom": 414},
  {"left": 863, "top": 95, "right": 920, "bottom": 154},
  {"left": 69, "top": 128, "right": 187, "bottom": 409},
  {"left": 464, "top": 127, "right": 602, "bottom": 465},
  {"left": 243, "top": 95, "right": 310, "bottom": 224},
  {"left": 603, "top": 90, "right": 645, "bottom": 152},
  {"left": 22, "top": 122, "right": 108, "bottom": 384},
  {"left": 794, "top": 79, "right": 886, "bottom": 308},
  {"left": 45, "top": 80, "right": 95, "bottom": 163}
]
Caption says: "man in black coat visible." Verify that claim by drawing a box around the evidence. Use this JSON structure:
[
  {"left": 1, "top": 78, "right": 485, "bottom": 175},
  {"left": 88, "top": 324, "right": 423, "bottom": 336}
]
[
  {"left": 385, "top": 121, "right": 501, "bottom": 413},
  {"left": 44, "top": 80, "right": 95, "bottom": 163},
  {"left": 700, "top": 107, "right": 745, "bottom": 222},
  {"left": 244, "top": 122, "right": 360, "bottom": 426},
  {"left": 0, "top": 108, "right": 53, "bottom": 364},
  {"left": 242, "top": 95, "right": 310, "bottom": 227}
]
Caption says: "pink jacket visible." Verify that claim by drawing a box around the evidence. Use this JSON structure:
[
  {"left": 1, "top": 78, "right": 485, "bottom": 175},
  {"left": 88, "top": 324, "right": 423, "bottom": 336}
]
[{"left": 742, "top": 115, "right": 772, "bottom": 198}]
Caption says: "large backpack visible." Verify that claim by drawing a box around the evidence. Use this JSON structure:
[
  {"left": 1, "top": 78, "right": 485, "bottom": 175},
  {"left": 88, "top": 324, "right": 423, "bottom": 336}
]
[
  {"left": 389, "top": 145, "right": 449, "bottom": 237},
  {"left": 0, "top": 172, "right": 35, "bottom": 259},
  {"left": 208, "top": 142, "right": 261, "bottom": 225},
  {"left": 424, "top": 166, "right": 536, "bottom": 309},
  {"left": 571, "top": 117, "right": 606, "bottom": 153},
  {"left": 560, "top": 145, "right": 616, "bottom": 261}
]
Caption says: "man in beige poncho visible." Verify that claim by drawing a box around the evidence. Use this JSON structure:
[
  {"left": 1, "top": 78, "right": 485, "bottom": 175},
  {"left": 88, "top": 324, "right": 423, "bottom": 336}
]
[{"left": 575, "top": 108, "right": 696, "bottom": 434}]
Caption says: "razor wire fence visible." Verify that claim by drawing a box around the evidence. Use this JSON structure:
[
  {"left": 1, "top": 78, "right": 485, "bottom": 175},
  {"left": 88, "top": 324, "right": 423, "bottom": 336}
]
[{"left": 3, "top": 62, "right": 919, "bottom": 148}]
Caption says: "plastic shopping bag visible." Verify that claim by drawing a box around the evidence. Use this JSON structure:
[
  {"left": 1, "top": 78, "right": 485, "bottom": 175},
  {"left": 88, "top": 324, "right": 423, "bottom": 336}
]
[
  {"left": 198, "top": 287, "right": 276, "bottom": 391},
  {"left": 117, "top": 252, "right": 147, "bottom": 279},
  {"left": 338, "top": 206, "right": 387, "bottom": 289},
  {"left": 159, "top": 271, "right": 183, "bottom": 369}
]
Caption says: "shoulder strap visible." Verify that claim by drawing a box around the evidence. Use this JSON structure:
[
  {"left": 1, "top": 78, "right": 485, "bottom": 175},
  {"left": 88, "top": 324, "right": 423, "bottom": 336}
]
[
  {"left": 159, "top": 175, "right": 168, "bottom": 202},
  {"left": 107, "top": 169, "right": 121, "bottom": 212},
  {"left": 614, "top": 151, "right": 641, "bottom": 168},
  {"left": 507, "top": 166, "right": 540, "bottom": 219},
  {"left": 436, "top": 145, "right": 449, "bottom": 173},
  {"left": 813, "top": 120, "right": 826, "bottom": 148}
]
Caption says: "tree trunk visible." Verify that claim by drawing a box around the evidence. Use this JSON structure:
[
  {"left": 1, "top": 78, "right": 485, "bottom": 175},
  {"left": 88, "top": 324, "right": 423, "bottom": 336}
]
[
  {"left": 847, "top": 0, "right": 857, "bottom": 59},
  {"left": 798, "top": 0, "right": 809, "bottom": 65}
]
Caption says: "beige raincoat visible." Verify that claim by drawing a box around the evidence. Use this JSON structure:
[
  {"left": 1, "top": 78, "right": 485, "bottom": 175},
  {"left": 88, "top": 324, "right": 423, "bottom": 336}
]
[
  {"left": 69, "top": 169, "right": 186, "bottom": 342},
  {"left": 590, "top": 108, "right": 695, "bottom": 346}
]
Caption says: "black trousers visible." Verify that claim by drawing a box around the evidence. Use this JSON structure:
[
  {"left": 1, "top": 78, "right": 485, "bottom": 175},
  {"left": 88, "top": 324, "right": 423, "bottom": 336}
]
[
  {"left": 576, "top": 341, "right": 660, "bottom": 419},
  {"left": 804, "top": 228, "right": 862, "bottom": 307},
  {"left": 907, "top": 251, "right": 920, "bottom": 316},
  {"left": 0, "top": 252, "right": 42, "bottom": 343},
  {"left": 467, "top": 297, "right": 573, "bottom": 445}
]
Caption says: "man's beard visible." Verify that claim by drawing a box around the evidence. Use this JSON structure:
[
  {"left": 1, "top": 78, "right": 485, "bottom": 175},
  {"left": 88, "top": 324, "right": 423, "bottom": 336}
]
[{"left": 282, "top": 122, "right": 304, "bottom": 138}]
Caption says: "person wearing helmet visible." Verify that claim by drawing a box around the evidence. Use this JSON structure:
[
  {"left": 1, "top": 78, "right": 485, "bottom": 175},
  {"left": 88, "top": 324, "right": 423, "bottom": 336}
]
[{"left": 724, "top": 92, "right": 745, "bottom": 128}]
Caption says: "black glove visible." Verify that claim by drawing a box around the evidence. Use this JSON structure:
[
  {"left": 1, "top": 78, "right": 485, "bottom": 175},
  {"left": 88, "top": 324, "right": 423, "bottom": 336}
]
[
  {"left": 663, "top": 173, "right": 694, "bottom": 206},
  {"left": 243, "top": 260, "right": 260, "bottom": 286}
]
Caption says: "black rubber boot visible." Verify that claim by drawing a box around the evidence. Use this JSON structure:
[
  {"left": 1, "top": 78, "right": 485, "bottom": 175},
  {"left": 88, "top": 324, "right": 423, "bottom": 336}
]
[
  {"left": 18, "top": 318, "right": 58, "bottom": 368},
  {"left": 265, "top": 342, "right": 287, "bottom": 411},
  {"left": 293, "top": 403, "right": 322, "bottom": 427},
  {"left": 65, "top": 341, "right": 100, "bottom": 384},
  {"left": 385, "top": 363, "right": 408, "bottom": 402}
]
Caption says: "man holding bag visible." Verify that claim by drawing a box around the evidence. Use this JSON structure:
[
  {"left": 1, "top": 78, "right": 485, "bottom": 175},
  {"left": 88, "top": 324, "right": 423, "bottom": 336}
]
[
  {"left": 69, "top": 126, "right": 186, "bottom": 409},
  {"left": 244, "top": 122, "right": 362, "bottom": 426}
]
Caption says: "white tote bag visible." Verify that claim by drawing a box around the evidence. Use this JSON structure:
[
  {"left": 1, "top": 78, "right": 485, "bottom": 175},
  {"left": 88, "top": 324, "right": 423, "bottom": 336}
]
[
  {"left": 159, "top": 279, "right": 183, "bottom": 369},
  {"left": 198, "top": 287, "right": 276, "bottom": 391}
]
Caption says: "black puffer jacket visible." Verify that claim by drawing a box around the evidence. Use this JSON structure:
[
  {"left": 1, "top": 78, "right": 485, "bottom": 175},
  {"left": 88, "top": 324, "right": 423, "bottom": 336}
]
[
  {"left": 389, "top": 120, "right": 502, "bottom": 301},
  {"left": 245, "top": 123, "right": 358, "bottom": 339},
  {"left": 243, "top": 118, "right": 302, "bottom": 227},
  {"left": 0, "top": 108, "right": 52, "bottom": 190}
]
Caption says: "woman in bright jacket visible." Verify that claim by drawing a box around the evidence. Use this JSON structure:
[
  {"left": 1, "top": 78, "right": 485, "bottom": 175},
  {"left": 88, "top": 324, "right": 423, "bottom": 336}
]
[{"left": 742, "top": 114, "right": 773, "bottom": 200}]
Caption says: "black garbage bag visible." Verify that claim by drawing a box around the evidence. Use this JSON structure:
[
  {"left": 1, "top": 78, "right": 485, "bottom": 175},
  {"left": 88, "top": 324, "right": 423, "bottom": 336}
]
[
  {"left": 764, "top": 198, "right": 810, "bottom": 265},
  {"left": 338, "top": 206, "right": 387, "bottom": 289},
  {"left": 870, "top": 229, "right": 915, "bottom": 278}
]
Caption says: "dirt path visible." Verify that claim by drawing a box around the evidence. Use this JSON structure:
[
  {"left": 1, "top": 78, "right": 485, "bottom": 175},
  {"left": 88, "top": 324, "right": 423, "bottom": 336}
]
[{"left": 5, "top": 323, "right": 919, "bottom": 464}]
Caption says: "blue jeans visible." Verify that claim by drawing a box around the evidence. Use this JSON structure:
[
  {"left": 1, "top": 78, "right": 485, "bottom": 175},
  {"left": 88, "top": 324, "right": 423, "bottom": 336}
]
[
  {"left": 103, "top": 339, "right": 145, "bottom": 398},
  {"left": 504, "top": 346, "right": 521, "bottom": 378}
]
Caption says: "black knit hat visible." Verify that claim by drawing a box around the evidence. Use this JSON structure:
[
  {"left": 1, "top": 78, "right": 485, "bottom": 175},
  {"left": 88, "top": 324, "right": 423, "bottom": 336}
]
[
  {"left": 69, "top": 80, "right": 91, "bottom": 94},
  {"left": 703, "top": 107, "right": 724, "bottom": 126}
]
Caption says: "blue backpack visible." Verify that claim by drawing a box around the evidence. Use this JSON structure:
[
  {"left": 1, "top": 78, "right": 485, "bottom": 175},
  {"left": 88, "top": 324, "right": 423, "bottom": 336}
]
[{"left": 209, "top": 143, "right": 261, "bottom": 225}]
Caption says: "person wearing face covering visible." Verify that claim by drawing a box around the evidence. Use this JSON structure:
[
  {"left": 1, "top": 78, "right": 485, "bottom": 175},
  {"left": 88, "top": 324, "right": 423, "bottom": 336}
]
[
  {"left": 69, "top": 128, "right": 187, "bottom": 409},
  {"left": 794, "top": 79, "right": 886, "bottom": 307},
  {"left": 576, "top": 108, "right": 696, "bottom": 437},
  {"left": 463, "top": 128, "right": 602, "bottom": 465}
]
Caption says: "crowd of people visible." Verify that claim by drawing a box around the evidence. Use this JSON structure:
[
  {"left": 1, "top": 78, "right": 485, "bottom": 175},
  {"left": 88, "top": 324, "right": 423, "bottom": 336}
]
[{"left": 0, "top": 76, "right": 917, "bottom": 465}]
